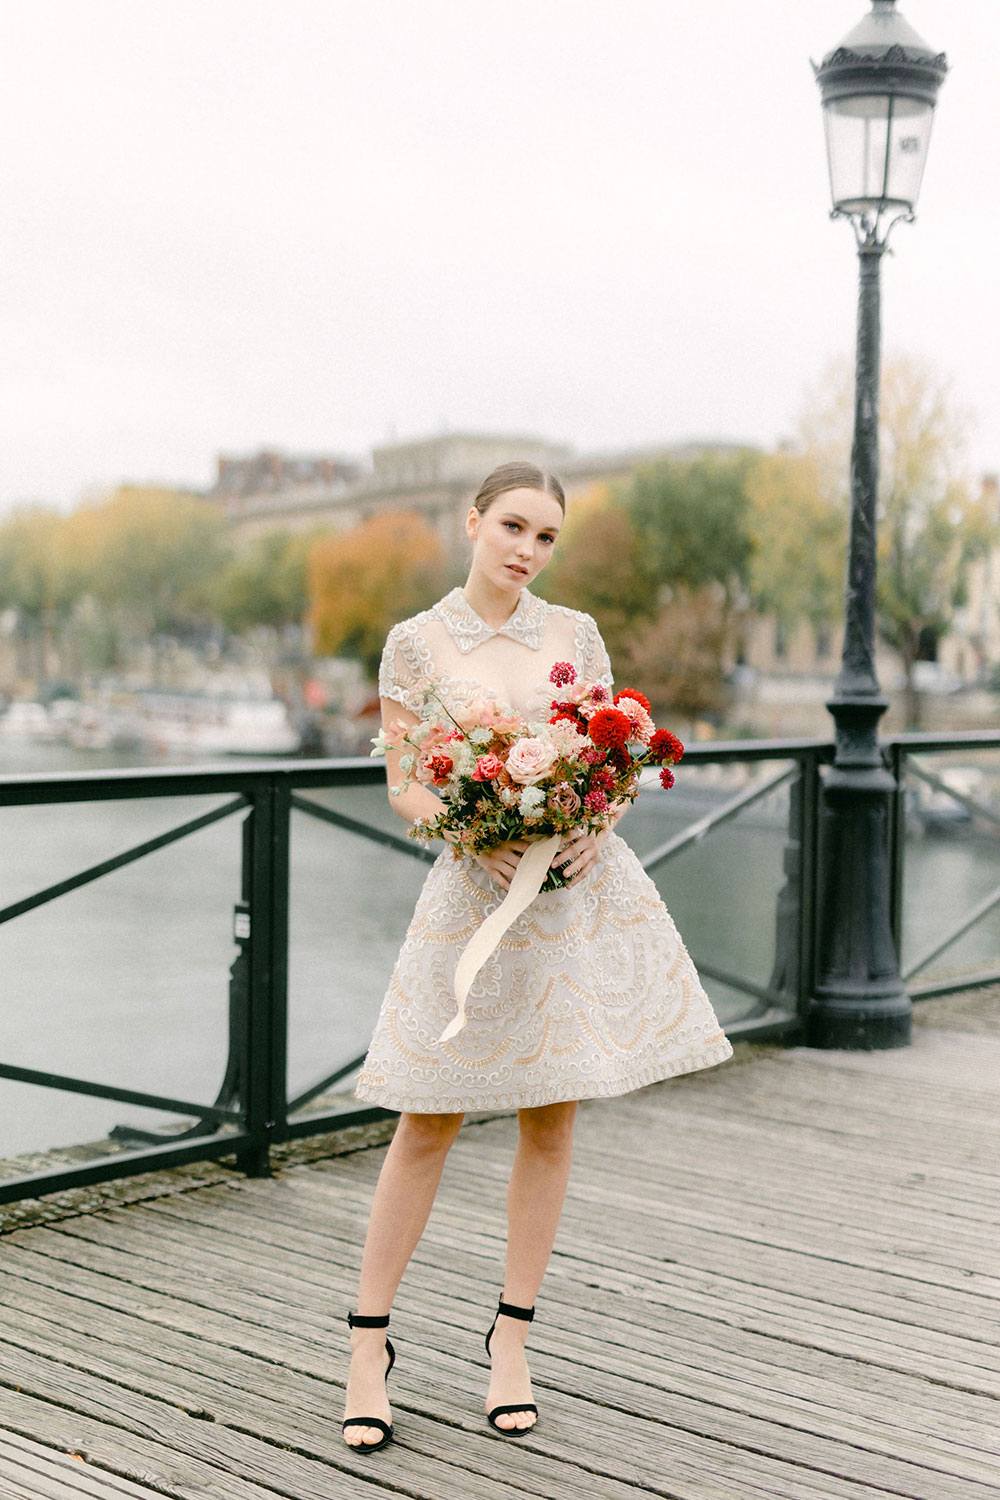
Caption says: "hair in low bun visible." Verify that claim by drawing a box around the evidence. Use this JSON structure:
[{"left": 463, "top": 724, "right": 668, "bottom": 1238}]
[{"left": 472, "top": 461, "right": 566, "bottom": 517}]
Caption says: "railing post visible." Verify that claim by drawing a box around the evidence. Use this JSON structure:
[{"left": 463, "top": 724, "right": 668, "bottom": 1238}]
[
  {"left": 886, "top": 740, "right": 907, "bottom": 959},
  {"left": 267, "top": 777, "right": 291, "bottom": 1145},
  {"left": 766, "top": 762, "right": 805, "bottom": 1019},
  {"left": 238, "top": 776, "right": 290, "bottom": 1176},
  {"left": 217, "top": 812, "right": 253, "bottom": 1113},
  {"left": 797, "top": 749, "right": 821, "bottom": 1023},
  {"left": 765, "top": 750, "right": 820, "bottom": 1029}
]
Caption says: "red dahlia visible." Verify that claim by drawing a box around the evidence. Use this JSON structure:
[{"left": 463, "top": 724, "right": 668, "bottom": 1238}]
[
  {"left": 549, "top": 661, "right": 576, "bottom": 687},
  {"left": 614, "top": 688, "right": 652, "bottom": 714},
  {"left": 588, "top": 707, "right": 631, "bottom": 751},
  {"left": 648, "top": 729, "right": 685, "bottom": 765},
  {"left": 659, "top": 766, "right": 675, "bottom": 790}
]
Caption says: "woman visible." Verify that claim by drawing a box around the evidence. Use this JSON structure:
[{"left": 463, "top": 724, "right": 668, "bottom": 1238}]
[{"left": 343, "top": 462, "right": 732, "bottom": 1452}]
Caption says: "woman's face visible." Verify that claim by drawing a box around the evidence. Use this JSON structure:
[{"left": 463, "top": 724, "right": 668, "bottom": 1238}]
[{"left": 466, "top": 487, "right": 563, "bottom": 594}]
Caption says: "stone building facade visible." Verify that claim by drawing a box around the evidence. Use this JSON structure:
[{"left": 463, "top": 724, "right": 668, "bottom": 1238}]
[{"left": 209, "top": 431, "right": 744, "bottom": 553}]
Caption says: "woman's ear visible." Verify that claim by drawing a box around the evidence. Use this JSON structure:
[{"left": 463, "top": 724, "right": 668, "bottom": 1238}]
[{"left": 465, "top": 507, "right": 479, "bottom": 543}]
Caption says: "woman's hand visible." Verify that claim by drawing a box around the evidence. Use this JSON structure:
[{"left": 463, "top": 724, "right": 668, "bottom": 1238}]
[
  {"left": 553, "top": 826, "right": 608, "bottom": 885},
  {"left": 474, "top": 839, "right": 531, "bottom": 892}
]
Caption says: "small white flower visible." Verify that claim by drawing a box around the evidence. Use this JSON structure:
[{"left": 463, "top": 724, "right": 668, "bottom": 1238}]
[
  {"left": 446, "top": 747, "right": 470, "bottom": 781},
  {"left": 370, "top": 729, "right": 389, "bottom": 757},
  {"left": 518, "top": 785, "right": 546, "bottom": 816},
  {"left": 469, "top": 726, "right": 493, "bottom": 746}
]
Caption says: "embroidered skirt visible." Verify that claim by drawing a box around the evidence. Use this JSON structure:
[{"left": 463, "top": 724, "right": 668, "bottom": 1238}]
[{"left": 354, "top": 833, "right": 732, "bottom": 1113}]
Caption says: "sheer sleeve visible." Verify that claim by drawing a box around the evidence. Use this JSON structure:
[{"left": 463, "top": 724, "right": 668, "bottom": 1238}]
[
  {"left": 579, "top": 613, "right": 614, "bottom": 693},
  {"left": 378, "top": 621, "right": 426, "bottom": 713}
]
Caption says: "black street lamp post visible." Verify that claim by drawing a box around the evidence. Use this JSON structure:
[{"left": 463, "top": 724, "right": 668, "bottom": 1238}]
[{"left": 808, "top": 0, "right": 947, "bottom": 1049}]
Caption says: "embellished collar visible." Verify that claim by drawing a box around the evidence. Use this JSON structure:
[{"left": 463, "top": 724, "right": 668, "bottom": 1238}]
[{"left": 434, "top": 587, "right": 547, "bottom": 653}]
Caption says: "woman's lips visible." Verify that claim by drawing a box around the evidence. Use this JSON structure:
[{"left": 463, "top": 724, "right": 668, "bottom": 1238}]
[{"left": 506, "top": 563, "right": 528, "bottom": 576}]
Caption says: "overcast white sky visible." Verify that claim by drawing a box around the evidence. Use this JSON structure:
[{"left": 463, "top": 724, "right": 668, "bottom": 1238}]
[{"left": 1, "top": 1, "right": 995, "bottom": 512}]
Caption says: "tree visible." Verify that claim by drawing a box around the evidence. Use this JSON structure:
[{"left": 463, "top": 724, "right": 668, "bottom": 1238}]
[
  {"left": 800, "top": 355, "right": 996, "bottom": 727},
  {"left": 746, "top": 449, "right": 845, "bottom": 638},
  {"left": 606, "top": 452, "right": 758, "bottom": 717},
  {"left": 620, "top": 588, "right": 734, "bottom": 726},
  {"left": 623, "top": 452, "right": 756, "bottom": 608},
  {"left": 71, "top": 485, "right": 228, "bottom": 641},
  {"left": 307, "top": 511, "right": 449, "bottom": 677},
  {"left": 537, "top": 485, "right": 655, "bottom": 660},
  {"left": 211, "top": 529, "right": 317, "bottom": 635},
  {"left": 0, "top": 505, "right": 89, "bottom": 681},
  {"left": 0, "top": 505, "right": 81, "bottom": 621}
]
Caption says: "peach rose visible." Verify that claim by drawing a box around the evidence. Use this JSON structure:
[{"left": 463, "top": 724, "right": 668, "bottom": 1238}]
[{"left": 505, "top": 736, "right": 559, "bottom": 785}]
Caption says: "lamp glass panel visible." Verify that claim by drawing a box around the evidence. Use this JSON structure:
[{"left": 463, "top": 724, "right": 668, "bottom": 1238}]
[
  {"left": 885, "top": 100, "right": 934, "bottom": 209},
  {"left": 824, "top": 94, "right": 933, "bottom": 215}
]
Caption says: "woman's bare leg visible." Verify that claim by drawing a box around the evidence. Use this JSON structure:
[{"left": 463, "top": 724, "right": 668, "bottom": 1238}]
[
  {"left": 485, "top": 1100, "right": 578, "bottom": 1431},
  {"left": 343, "top": 1110, "right": 464, "bottom": 1447}
]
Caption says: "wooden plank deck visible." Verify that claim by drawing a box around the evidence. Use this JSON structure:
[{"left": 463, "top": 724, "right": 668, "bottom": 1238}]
[{"left": 1, "top": 994, "right": 998, "bottom": 1500}]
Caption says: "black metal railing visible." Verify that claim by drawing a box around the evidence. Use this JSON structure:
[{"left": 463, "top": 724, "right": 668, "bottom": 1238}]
[
  {"left": 886, "top": 730, "right": 1000, "bottom": 998},
  {"left": 1, "top": 728, "right": 996, "bottom": 1204}
]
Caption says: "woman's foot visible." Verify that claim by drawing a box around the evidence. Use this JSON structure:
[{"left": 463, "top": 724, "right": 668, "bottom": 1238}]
[
  {"left": 485, "top": 1308, "right": 537, "bottom": 1433},
  {"left": 342, "top": 1326, "right": 394, "bottom": 1450}
]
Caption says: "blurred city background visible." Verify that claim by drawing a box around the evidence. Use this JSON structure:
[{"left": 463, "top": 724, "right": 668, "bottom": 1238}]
[
  {"left": 2, "top": 2, "right": 998, "bottom": 768},
  {"left": 1, "top": 2, "right": 998, "bottom": 1160}
]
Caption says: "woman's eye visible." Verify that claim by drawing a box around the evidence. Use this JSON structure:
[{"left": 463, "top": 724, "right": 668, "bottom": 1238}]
[
  {"left": 539, "top": 534, "right": 555, "bottom": 545},
  {"left": 504, "top": 521, "right": 520, "bottom": 532}
]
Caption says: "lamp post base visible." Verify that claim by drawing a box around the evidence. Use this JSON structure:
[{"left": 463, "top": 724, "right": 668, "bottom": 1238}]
[
  {"left": 807, "top": 760, "right": 911, "bottom": 1050},
  {"left": 808, "top": 990, "right": 911, "bottom": 1050}
]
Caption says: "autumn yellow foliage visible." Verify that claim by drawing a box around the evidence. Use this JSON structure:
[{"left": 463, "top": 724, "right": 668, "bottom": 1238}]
[{"left": 307, "top": 511, "right": 450, "bottom": 675}]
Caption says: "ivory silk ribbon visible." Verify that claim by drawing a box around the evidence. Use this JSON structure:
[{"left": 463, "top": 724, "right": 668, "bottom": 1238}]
[{"left": 436, "top": 833, "right": 562, "bottom": 1045}]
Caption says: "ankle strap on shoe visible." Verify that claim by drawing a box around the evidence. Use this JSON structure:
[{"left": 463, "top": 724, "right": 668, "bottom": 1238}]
[
  {"left": 496, "top": 1298, "right": 535, "bottom": 1323},
  {"left": 348, "top": 1311, "right": 390, "bottom": 1329}
]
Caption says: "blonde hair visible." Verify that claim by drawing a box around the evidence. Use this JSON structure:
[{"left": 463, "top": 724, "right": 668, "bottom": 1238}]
[{"left": 471, "top": 461, "right": 566, "bottom": 516}]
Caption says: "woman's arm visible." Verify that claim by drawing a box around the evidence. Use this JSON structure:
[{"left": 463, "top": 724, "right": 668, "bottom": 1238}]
[{"left": 379, "top": 698, "right": 449, "bottom": 827}]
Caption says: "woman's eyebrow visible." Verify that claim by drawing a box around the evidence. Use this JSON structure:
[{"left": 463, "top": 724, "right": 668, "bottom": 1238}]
[{"left": 501, "top": 512, "right": 560, "bottom": 533}]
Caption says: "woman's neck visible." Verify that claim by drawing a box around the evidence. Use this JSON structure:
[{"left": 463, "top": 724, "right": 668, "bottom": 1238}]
[{"left": 461, "top": 572, "right": 521, "bottom": 631}]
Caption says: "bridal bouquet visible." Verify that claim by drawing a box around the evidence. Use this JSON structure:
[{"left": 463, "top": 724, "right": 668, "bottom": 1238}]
[
  {"left": 372, "top": 662, "right": 683, "bottom": 1041},
  {"left": 372, "top": 661, "right": 683, "bottom": 889}
]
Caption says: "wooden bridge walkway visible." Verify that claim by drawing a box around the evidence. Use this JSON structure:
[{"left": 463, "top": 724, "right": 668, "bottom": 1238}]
[{"left": 1, "top": 993, "right": 998, "bottom": 1500}]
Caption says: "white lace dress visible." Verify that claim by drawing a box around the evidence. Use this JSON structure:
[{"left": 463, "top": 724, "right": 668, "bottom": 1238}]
[{"left": 354, "top": 587, "right": 733, "bottom": 1113}]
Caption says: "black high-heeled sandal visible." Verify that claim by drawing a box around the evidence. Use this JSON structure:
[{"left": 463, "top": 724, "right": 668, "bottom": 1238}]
[
  {"left": 484, "top": 1297, "right": 538, "bottom": 1435},
  {"left": 342, "top": 1311, "right": 396, "bottom": 1454}
]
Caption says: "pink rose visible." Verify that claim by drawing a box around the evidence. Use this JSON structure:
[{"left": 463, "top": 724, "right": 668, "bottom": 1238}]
[
  {"left": 472, "top": 753, "right": 504, "bottom": 782},
  {"left": 549, "top": 782, "right": 582, "bottom": 817},
  {"left": 505, "top": 736, "right": 560, "bottom": 785}
]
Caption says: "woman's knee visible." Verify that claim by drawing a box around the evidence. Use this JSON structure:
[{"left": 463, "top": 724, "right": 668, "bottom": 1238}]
[
  {"left": 393, "top": 1110, "right": 465, "bottom": 1160},
  {"left": 517, "top": 1101, "right": 577, "bottom": 1155}
]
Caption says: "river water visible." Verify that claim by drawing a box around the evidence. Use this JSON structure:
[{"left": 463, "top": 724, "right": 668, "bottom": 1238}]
[{"left": 1, "top": 736, "right": 997, "bottom": 1159}]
